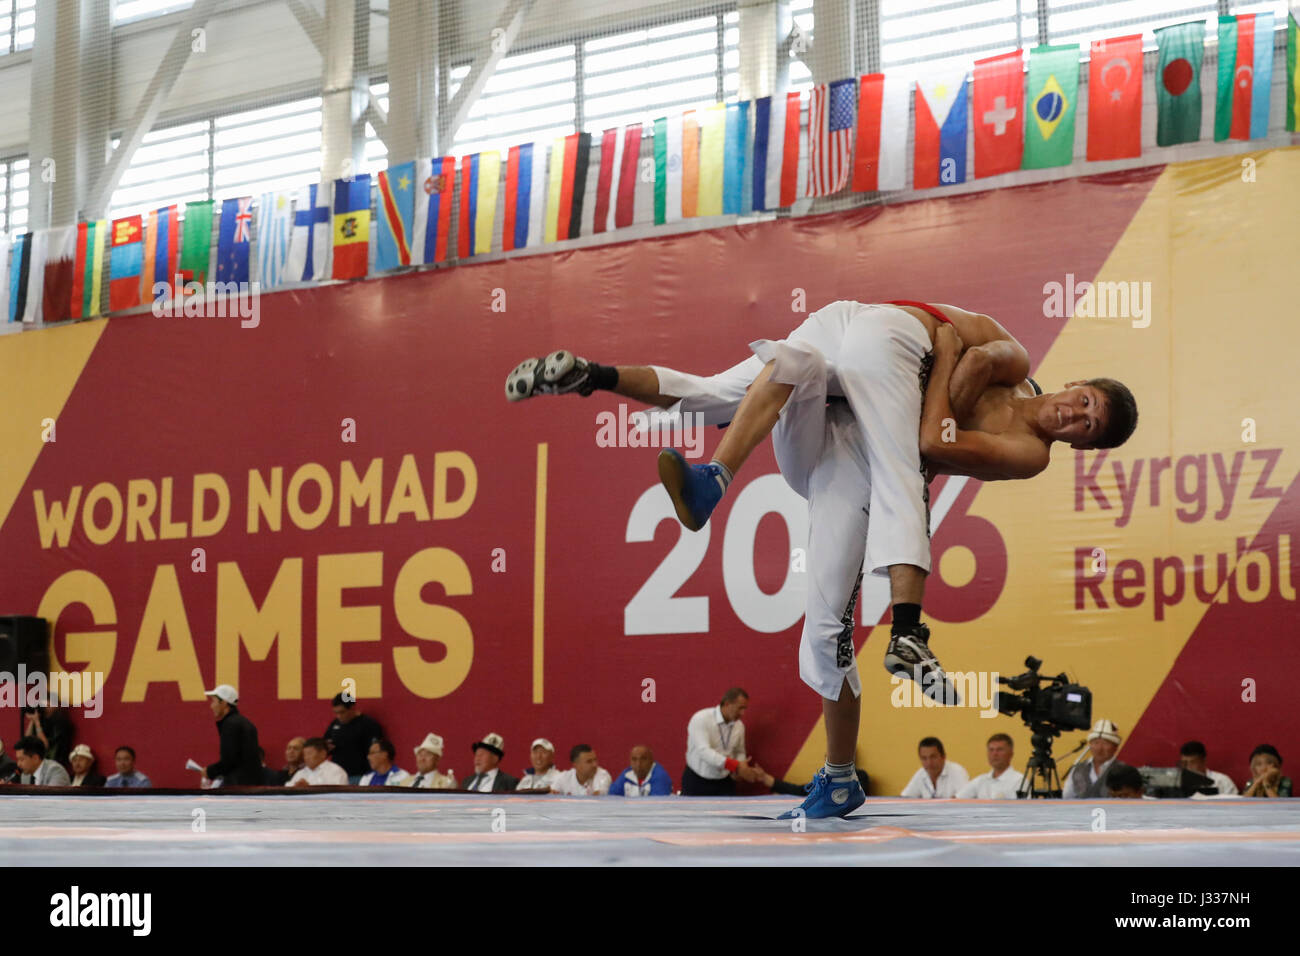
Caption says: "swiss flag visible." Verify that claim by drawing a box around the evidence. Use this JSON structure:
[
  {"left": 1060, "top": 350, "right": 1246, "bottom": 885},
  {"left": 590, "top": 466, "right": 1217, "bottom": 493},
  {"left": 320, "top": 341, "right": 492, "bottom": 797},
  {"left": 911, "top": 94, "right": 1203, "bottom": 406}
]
[
  {"left": 1087, "top": 34, "right": 1143, "bottom": 161},
  {"left": 973, "top": 50, "right": 1024, "bottom": 178}
]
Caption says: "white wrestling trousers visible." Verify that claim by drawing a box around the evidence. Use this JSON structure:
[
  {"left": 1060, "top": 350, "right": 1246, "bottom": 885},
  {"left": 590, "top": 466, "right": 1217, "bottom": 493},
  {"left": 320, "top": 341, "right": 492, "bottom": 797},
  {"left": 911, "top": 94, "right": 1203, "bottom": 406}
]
[{"left": 649, "top": 301, "right": 934, "bottom": 700}]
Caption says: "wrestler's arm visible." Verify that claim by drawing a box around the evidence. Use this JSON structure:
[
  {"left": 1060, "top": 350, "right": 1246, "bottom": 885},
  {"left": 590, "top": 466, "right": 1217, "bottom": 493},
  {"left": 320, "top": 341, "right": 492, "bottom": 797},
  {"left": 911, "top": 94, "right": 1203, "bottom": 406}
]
[
  {"left": 921, "top": 325, "right": 1048, "bottom": 481},
  {"left": 929, "top": 305, "right": 1031, "bottom": 419}
]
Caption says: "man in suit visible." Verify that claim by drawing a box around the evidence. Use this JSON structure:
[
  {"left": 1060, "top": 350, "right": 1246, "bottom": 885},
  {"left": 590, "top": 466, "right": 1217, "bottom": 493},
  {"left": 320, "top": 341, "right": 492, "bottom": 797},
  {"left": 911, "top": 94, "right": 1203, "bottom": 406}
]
[
  {"left": 463, "top": 732, "right": 519, "bottom": 792},
  {"left": 13, "top": 735, "right": 71, "bottom": 786},
  {"left": 406, "top": 733, "right": 457, "bottom": 789}
]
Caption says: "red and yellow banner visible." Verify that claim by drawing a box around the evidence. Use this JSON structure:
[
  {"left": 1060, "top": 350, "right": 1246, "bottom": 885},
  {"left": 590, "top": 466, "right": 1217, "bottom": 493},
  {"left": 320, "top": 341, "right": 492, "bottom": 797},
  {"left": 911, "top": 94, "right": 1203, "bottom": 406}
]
[{"left": 1, "top": 149, "right": 1296, "bottom": 790}]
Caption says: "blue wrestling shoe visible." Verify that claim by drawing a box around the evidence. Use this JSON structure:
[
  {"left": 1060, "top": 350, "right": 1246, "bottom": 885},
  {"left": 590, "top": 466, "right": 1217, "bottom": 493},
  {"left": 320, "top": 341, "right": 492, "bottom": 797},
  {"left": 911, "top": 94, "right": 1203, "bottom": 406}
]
[
  {"left": 657, "top": 448, "right": 725, "bottom": 532},
  {"left": 777, "top": 769, "right": 866, "bottom": 820}
]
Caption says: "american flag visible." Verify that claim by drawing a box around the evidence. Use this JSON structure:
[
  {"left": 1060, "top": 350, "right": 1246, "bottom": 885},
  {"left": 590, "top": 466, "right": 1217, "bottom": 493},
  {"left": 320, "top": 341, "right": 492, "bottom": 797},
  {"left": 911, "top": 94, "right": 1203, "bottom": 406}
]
[{"left": 806, "top": 78, "right": 856, "bottom": 197}]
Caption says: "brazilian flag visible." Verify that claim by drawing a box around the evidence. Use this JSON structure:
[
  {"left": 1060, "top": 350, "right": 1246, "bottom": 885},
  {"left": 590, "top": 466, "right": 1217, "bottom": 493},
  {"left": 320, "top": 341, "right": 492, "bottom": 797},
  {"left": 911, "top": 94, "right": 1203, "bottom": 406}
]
[{"left": 1023, "top": 44, "right": 1079, "bottom": 169}]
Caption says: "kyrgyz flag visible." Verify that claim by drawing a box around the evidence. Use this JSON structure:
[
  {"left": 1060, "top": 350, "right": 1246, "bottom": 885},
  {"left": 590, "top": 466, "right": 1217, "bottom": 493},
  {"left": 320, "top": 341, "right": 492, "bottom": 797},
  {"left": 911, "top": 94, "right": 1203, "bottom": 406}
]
[
  {"left": 331, "top": 174, "right": 371, "bottom": 279},
  {"left": 1215, "top": 13, "right": 1274, "bottom": 141},
  {"left": 1155, "top": 21, "right": 1205, "bottom": 147},
  {"left": 973, "top": 50, "right": 1024, "bottom": 178},
  {"left": 1087, "top": 34, "right": 1143, "bottom": 161},
  {"left": 1289, "top": 13, "right": 1300, "bottom": 131},
  {"left": 1023, "top": 44, "right": 1079, "bottom": 169}
]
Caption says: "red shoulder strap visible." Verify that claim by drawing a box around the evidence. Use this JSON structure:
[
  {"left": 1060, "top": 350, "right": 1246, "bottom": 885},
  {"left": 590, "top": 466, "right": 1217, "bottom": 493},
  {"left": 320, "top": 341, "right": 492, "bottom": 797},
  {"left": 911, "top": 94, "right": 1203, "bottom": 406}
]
[{"left": 883, "top": 299, "right": 951, "bottom": 325}]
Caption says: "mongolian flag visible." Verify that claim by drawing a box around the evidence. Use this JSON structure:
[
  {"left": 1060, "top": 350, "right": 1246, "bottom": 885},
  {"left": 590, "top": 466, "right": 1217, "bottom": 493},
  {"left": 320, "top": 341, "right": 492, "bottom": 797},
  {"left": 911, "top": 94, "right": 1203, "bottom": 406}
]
[
  {"left": 973, "top": 50, "right": 1024, "bottom": 178},
  {"left": 70, "top": 219, "right": 108, "bottom": 319},
  {"left": 411, "top": 156, "right": 456, "bottom": 264},
  {"left": 332, "top": 174, "right": 371, "bottom": 279},
  {"left": 376, "top": 161, "right": 416, "bottom": 270},
  {"left": 1023, "top": 44, "right": 1079, "bottom": 169},
  {"left": 1086, "top": 34, "right": 1143, "bottom": 161},
  {"left": 108, "top": 215, "right": 144, "bottom": 311},
  {"left": 1155, "top": 21, "right": 1205, "bottom": 147},
  {"left": 141, "top": 205, "right": 179, "bottom": 302},
  {"left": 1215, "top": 13, "right": 1274, "bottom": 141}
]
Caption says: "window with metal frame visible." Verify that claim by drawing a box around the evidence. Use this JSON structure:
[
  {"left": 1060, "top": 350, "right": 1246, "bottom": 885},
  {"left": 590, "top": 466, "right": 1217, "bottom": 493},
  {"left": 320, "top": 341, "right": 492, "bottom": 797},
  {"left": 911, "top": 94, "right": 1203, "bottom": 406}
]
[
  {"left": 108, "top": 120, "right": 211, "bottom": 219},
  {"left": 0, "top": 0, "right": 35, "bottom": 55},
  {"left": 112, "top": 0, "right": 195, "bottom": 25},
  {"left": 0, "top": 156, "right": 29, "bottom": 234}
]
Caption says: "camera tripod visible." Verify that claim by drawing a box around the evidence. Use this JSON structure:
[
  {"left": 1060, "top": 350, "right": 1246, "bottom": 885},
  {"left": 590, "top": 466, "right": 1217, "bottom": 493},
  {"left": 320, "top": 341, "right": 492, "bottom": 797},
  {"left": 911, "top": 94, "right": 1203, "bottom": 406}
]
[{"left": 1016, "top": 721, "right": 1066, "bottom": 799}]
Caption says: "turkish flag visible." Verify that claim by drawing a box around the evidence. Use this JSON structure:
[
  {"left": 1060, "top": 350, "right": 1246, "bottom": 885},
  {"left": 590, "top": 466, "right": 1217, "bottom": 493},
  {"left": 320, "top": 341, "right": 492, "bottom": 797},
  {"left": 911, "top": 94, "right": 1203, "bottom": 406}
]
[
  {"left": 1087, "top": 34, "right": 1144, "bottom": 161},
  {"left": 973, "top": 50, "right": 1024, "bottom": 178}
]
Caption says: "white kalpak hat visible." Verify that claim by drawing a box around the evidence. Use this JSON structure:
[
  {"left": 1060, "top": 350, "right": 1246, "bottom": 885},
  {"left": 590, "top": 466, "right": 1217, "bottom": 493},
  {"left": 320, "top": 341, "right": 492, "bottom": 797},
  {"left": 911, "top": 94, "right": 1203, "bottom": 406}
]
[
  {"left": 1087, "top": 719, "right": 1121, "bottom": 744},
  {"left": 414, "top": 733, "right": 445, "bottom": 757}
]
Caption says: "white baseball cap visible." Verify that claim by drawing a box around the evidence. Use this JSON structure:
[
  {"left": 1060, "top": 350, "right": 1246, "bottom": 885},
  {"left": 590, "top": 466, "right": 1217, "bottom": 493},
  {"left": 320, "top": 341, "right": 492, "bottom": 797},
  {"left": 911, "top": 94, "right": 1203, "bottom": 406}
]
[
  {"left": 414, "top": 733, "right": 445, "bottom": 757},
  {"left": 531, "top": 738, "right": 555, "bottom": 752},
  {"left": 204, "top": 684, "right": 239, "bottom": 705}
]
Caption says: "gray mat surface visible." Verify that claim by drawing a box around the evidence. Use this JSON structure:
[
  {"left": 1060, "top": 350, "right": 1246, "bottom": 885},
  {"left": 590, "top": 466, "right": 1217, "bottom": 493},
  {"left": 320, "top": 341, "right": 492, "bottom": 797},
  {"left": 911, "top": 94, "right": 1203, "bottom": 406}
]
[{"left": 3, "top": 792, "right": 1298, "bottom": 866}]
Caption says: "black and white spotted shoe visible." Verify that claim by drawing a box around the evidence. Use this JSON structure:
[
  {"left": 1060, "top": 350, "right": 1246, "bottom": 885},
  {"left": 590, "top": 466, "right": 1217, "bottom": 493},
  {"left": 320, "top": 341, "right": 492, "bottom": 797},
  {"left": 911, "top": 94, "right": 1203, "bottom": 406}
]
[
  {"left": 883, "top": 623, "right": 961, "bottom": 705},
  {"left": 505, "top": 350, "right": 595, "bottom": 402}
]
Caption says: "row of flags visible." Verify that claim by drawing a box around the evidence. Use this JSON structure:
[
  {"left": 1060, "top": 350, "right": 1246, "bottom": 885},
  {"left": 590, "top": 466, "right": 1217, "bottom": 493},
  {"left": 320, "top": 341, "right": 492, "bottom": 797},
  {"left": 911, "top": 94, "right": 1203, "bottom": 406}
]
[{"left": 5, "top": 13, "right": 1299, "bottom": 323}]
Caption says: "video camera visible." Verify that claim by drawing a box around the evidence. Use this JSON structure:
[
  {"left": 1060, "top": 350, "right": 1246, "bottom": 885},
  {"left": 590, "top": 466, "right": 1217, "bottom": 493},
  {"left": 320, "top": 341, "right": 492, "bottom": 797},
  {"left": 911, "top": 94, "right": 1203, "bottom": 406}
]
[{"left": 996, "top": 656, "right": 1092, "bottom": 732}]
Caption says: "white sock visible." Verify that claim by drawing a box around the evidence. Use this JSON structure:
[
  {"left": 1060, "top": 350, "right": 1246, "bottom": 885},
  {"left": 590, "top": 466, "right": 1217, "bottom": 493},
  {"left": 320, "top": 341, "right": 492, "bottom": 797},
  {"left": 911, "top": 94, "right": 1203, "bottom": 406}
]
[
  {"left": 825, "top": 759, "right": 855, "bottom": 782},
  {"left": 710, "top": 458, "right": 734, "bottom": 492}
]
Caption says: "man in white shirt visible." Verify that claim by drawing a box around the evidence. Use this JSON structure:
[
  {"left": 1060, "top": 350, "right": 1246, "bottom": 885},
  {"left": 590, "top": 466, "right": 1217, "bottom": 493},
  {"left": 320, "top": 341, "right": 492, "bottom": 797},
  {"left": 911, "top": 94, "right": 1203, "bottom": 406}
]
[
  {"left": 1062, "top": 719, "right": 1121, "bottom": 799},
  {"left": 359, "top": 738, "right": 410, "bottom": 786},
  {"left": 956, "top": 733, "right": 1024, "bottom": 799},
  {"left": 683, "top": 687, "right": 760, "bottom": 795},
  {"left": 285, "top": 737, "right": 349, "bottom": 787},
  {"left": 517, "top": 738, "right": 562, "bottom": 791},
  {"left": 900, "top": 736, "right": 969, "bottom": 798},
  {"left": 550, "top": 744, "right": 613, "bottom": 795},
  {"left": 406, "top": 733, "right": 457, "bottom": 789},
  {"left": 1179, "top": 740, "right": 1239, "bottom": 795}
]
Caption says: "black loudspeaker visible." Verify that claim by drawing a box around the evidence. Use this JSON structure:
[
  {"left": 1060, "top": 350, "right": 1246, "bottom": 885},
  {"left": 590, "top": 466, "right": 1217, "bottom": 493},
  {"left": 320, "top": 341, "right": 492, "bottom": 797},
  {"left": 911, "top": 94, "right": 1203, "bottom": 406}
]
[{"left": 0, "top": 615, "right": 49, "bottom": 676}]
